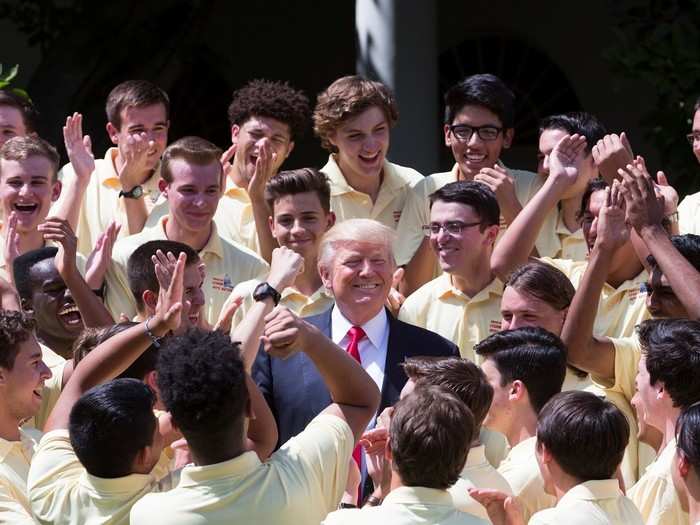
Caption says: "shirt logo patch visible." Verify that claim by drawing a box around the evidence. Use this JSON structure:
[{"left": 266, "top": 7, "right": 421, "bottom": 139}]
[
  {"left": 393, "top": 210, "right": 402, "bottom": 223},
  {"left": 628, "top": 288, "right": 640, "bottom": 303},
  {"left": 489, "top": 320, "right": 502, "bottom": 334},
  {"left": 212, "top": 275, "right": 234, "bottom": 292}
]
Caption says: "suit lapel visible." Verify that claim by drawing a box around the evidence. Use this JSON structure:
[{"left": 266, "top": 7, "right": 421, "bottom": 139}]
[{"left": 380, "top": 309, "right": 403, "bottom": 411}]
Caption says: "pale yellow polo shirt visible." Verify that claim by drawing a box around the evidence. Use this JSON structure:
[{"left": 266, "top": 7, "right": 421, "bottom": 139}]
[
  {"left": 226, "top": 278, "right": 334, "bottom": 332},
  {"left": 497, "top": 436, "right": 556, "bottom": 522},
  {"left": 629, "top": 438, "right": 689, "bottom": 525},
  {"left": 22, "top": 344, "right": 68, "bottom": 432},
  {"left": 130, "top": 414, "right": 353, "bottom": 525},
  {"left": 0, "top": 427, "right": 42, "bottom": 524},
  {"left": 448, "top": 443, "right": 512, "bottom": 521},
  {"left": 398, "top": 273, "right": 503, "bottom": 362},
  {"left": 104, "top": 216, "right": 268, "bottom": 325},
  {"left": 394, "top": 163, "right": 558, "bottom": 267},
  {"left": 537, "top": 210, "right": 588, "bottom": 262},
  {"left": 529, "top": 479, "right": 644, "bottom": 525},
  {"left": 322, "top": 485, "right": 490, "bottom": 525},
  {"left": 27, "top": 429, "right": 173, "bottom": 525},
  {"left": 679, "top": 191, "right": 700, "bottom": 235},
  {"left": 540, "top": 257, "right": 650, "bottom": 339},
  {"left": 55, "top": 148, "right": 163, "bottom": 256},
  {"left": 322, "top": 154, "right": 422, "bottom": 230}
]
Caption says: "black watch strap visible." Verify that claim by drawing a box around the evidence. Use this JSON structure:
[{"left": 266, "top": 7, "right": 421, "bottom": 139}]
[
  {"left": 119, "top": 185, "right": 144, "bottom": 199},
  {"left": 253, "top": 282, "right": 281, "bottom": 306}
]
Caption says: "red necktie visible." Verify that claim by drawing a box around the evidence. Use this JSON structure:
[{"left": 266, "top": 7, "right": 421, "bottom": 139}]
[{"left": 346, "top": 326, "right": 366, "bottom": 500}]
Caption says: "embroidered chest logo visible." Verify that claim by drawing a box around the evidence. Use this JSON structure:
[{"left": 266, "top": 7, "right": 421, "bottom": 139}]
[
  {"left": 489, "top": 320, "right": 501, "bottom": 334},
  {"left": 393, "top": 210, "right": 402, "bottom": 223},
  {"left": 212, "top": 274, "right": 234, "bottom": 292}
]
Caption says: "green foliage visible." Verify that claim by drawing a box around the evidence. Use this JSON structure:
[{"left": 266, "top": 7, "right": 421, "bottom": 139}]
[
  {"left": 0, "top": 63, "right": 32, "bottom": 103},
  {"left": 605, "top": 0, "right": 700, "bottom": 196}
]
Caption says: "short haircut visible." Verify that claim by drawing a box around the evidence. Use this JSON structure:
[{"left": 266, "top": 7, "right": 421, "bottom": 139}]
[
  {"left": 390, "top": 386, "right": 474, "bottom": 489},
  {"left": 72, "top": 323, "right": 159, "bottom": 381},
  {"left": 676, "top": 402, "right": 700, "bottom": 474},
  {"left": 429, "top": 180, "right": 500, "bottom": 229},
  {"left": 403, "top": 356, "right": 494, "bottom": 434},
  {"left": 0, "top": 309, "right": 35, "bottom": 370},
  {"left": 318, "top": 218, "right": 396, "bottom": 270},
  {"left": 157, "top": 329, "right": 249, "bottom": 454},
  {"left": 579, "top": 177, "right": 609, "bottom": 220},
  {"left": 227, "top": 79, "right": 310, "bottom": 141},
  {"left": 0, "top": 89, "right": 39, "bottom": 133},
  {"left": 69, "top": 378, "right": 156, "bottom": 478},
  {"left": 160, "top": 136, "right": 222, "bottom": 184},
  {"left": 313, "top": 75, "right": 399, "bottom": 152},
  {"left": 0, "top": 135, "right": 60, "bottom": 181},
  {"left": 265, "top": 167, "right": 331, "bottom": 213},
  {"left": 648, "top": 234, "right": 700, "bottom": 273},
  {"left": 444, "top": 74, "right": 515, "bottom": 128},
  {"left": 638, "top": 318, "right": 700, "bottom": 409},
  {"left": 127, "top": 240, "right": 200, "bottom": 310},
  {"left": 13, "top": 246, "right": 58, "bottom": 304},
  {"left": 539, "top": 112, "right": 607, "bottom": 154},
  {"left": 537, "top": 391, "right": 629, "bottom": 480},
  {"left": 105, "top": 80, "right": 169, "bottom": 130},
  {"left": 506, "top": 260, "right": 575, "bottom": 311},
  {"left": 475, "top": 327, "right": 567, "bottom": 414}
]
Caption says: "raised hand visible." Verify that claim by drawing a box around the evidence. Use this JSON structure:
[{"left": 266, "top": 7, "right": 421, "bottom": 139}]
[
  {"left": 85, "top": 220, "right": 121, "bottom": 289},
  {"left": 220, "top": 143, "right": 237, "bottom": 188},
  {"left": 385, "top": 267, "right": 406, "bottom": 316},
  {"left": 153, "top": 251, "right": 186, "bottom": 333},
  {"left": 38, "top": 217, "right": 79, "bottom": 281},
  {"left": 618, "top": 158, "right": 665, "bottom": 233},
  {"left": 267, "top": 246, "right": 304, "bottom": 292},
  {"left": 63, "top": 112, "right": 95, "bottom": 180},
  {"left": 260, "top": 306, "right": 313, "bottom": 359},
  {"left": 592, "top": 132, "right": 634, "bottom": 183},
  {"left": 594, "top": 181, "right": 629, "bottom": 252},
  {"left": 474, "top": 164, "right": 518, "bottom": 210},
  {"left": 3, "top": 212, "right": 21, "bottom": 279},
  {"left": 119, "top": 132, "right": 153, "bottom": 190},
  {"left": 214, "top": 295, "right": 243, "bottom": 334},
  {"left": 548, "top": 133, "right": 588, "bottom": 187},
  {"left": 248, "top": 139, "right": 278, "bottom": 198}
]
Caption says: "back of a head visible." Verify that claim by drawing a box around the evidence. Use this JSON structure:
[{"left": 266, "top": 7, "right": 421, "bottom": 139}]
[
  {"left": 537, "top": 391, "right": 629, "bottom": 480},
  {"left": 474, "top": 327, "right": 567, "bottom": 413},
  {"left": 127, "top": 240, "right": 200, "bottom": 310},
  {"left": 160, "top": 136, "right": 222, "bottom": 184},
  {"left": 13, "top": 246, "right": 58, "bottom": 305},
  {"left": 638, "top": 318, "right": 700, "bottom": 409},
  {"left": 0, "top": 135, "right": 60, "bottom": 181},
  {"left": 0, "top": 88, "right": 39, "bottom": 134},
  {"left": 430, "top": 180, "right": 500, "bottom": 228},
  {"left": 390, "top": 386, "right": 474, "bottom": 489},
  {"left": 105, "top": 80, "right": 169, "bottom": 130},
  {"left": 0, "top": 309, "right": 35, "bottom": 370},
  {"left": 676, "top": 403, "right": 700, "bottom": 477},
  {"left": 264, "top": 167, "right": 331, "bottom": 213},
  {"left": 404, "top": 356, "right": 493, "bottom": 435},
  {"left": 506, "top": 260, "right": 575, "bottom": 311},
  {"left": 156, "top": 329, "right": 248, "bottom": 452},
  {"left": 227, "top": 79, "right": 310, "bottom": 141},
  {"left": 539, "top": 112, "right": 607, "bottom": 154},
  {"left": 318, "top": 218, "right": 396, "bottom": 270},
  {"left": 649, "top": 234, "right": 700, "bottom": 273},
  {"left": 444, "top": 74, "right": 515, "bottom": 128},
  {"left": 69, "top": 378, "right": 156, "bottom": 478}
]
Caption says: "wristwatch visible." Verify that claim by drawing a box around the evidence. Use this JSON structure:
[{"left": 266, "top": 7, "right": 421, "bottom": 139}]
[
  {"left": 253, "top": 282, "right": 281, "bottom": 306},
  {"left": 119, "top": 185, "right": 144, "bottom": 199}
]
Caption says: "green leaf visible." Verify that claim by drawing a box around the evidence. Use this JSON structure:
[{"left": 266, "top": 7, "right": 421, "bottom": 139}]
[{"left": 4, "top": 64, "right": 18, "bottom": 83}]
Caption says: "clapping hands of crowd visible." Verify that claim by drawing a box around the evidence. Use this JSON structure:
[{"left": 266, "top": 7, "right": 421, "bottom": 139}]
[
  {"left": 592, "top": 132, "right": 634, "bottom": 183},
  {"left": 547, "top": 133, "right": 588, "bottom": 189},
  {"left": 151, "top": 249, "right": 192, "bottom": 333},
  {"left": 63, "top": 112, "right": 95, "bottom": 180},
  {"left": 593, "top": 181, "right": 629, "bottom": 254}
]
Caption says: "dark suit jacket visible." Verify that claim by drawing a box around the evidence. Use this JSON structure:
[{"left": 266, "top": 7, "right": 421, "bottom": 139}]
[{"left": 252, "top": 306, "right": 460, "bottom": 448}]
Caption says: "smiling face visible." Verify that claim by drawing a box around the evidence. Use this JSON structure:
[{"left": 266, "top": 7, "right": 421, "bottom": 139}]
[
  {"left": 0, "top": 156, "right": 60, "bottom": 230},
  {"left": 445, "top": 105, "right": 513, "bottom": 179},
  {"left": 0, "top": 336, "right": 52, "bottom": 422},
  {"left": 107, "top": 103, "right": 169, "bottom": 171},
  {"left": 270, "top": 191, "right": 334, "bottom": 260},
  {"left": 500, "top": 286, "right": 567, "bottom": 337},
  {"left": 329, "top": 106, "right": 390, "bottom": 181},
  {"left": 0, "top": 105, "right": 27, "bottom": 146},
  {"left": 320, "top": 240, "right": 394, "bottom": 324},
  {"left": 182, "top": 263, "right": 206, "bottom": 328},
  {"left": 232, "top": 115, "right": 293, "bottom": 184},
  {"left": 162, "top": 158, "right": 222, "bottom": 234},
  {"left": 646, "top": 267, "right": 687, "bottom": 319}
]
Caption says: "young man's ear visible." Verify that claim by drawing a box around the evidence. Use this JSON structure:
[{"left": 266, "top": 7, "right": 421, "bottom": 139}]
[
  {"left": 502, "top": 128, "right": 514, "bottom": 149},
  {"left": 158, "top": 179, "right": 168, "bottom": 195},
  {"left": 509, "top": 380, "right": 526, "bottom": 402},
  {"left": 142, "top": 290, "right": 158, "bottom": 312},
  {"left": 443, "top": 124, "right": 453, "bottom": 148},
  {"left": 106, "top": 122, "right": 119, "bottom": 144},
  {"left": 51, "top": 179, "right": 62, "bottom": 202},
  {"left": 231, "top": 125, "right": 240, "bottom": 145},
  {"left": 284, "top": 141, "right": 295, "bottom": 160},
  {"left": 325, "top": 211, "right": 336, "bottom": 231}
]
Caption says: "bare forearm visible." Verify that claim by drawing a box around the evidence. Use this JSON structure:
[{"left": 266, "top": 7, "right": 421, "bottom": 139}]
[
  {"left": 52, "top": 176, "right": 88, "bottom": 232},
  {"left": 243, "top": 375, "right": 278, "bottom": 460},
  {"left": 123, "top": 198, "right": 148, "bottom": 236},
  {"left": 64, "top": 272, "right": 114, "bottom": 327},
  {"left": 251, "top": 198, "right": 276, "bottom": 263},
  {"left": 232, "top": 299, "right": 275, "bottom": 372}
]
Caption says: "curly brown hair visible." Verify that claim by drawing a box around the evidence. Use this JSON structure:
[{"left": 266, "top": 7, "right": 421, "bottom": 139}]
[
  {"left": 0, "top": 309, "right": 35, "bottom": 370},
  {"left": 227, "top": 79, "right": 310, "bottom": 141},
  {"left": 313, "top": 75, "right": 399, "bottom": 152}
]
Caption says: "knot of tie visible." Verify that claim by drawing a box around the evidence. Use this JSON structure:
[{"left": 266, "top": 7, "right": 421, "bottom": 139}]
[{"left": 347, "top": 325, "right": 366, "bottom": 344}]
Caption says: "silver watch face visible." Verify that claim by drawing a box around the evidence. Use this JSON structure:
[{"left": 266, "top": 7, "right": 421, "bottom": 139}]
[{"left": 130, "top": 185, "right": 144, "bottom": 198}]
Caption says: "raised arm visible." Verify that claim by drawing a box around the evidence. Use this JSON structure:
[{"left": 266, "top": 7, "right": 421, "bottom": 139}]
[
  {"left": 243, "top": 374, "right": 278, "bottom": 460},
  {"left": 261, "top": 307, "right": 380, "bottom": 442},
  {"left": 561, "top": 184, "right": 627, "bottom": 379},
  {"left": 620, "top": 161, "right": 700, "bottom": 319},
  {"left": 491, "top": 134, "right": 587, "bottom": 280},
  {"left": 247, "top": 140, "right": 279, "bottom": 263},
  {"left": 43, "top": 253, "right": 185, "bottom": 431}
]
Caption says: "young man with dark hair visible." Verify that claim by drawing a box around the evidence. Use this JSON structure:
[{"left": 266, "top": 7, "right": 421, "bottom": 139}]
[
  {"left": 105, "top": 136, "right": 268, "bottom": 325},
  {"left": 0, "top": 309, "right": 51, "bottom": 523},
  {"left": 397, "top": 74, "right": 547, "bottom": 294},
  {"left": 130, "top": 300, "right": 381, "bottom": 523},
  {"left": 0, "top": 89, "right": 38, "bottom": 146},
  {"left": 474, "top": 327, "right": 567, "bottom": 521},
  {"left": 677, "top": 95, "right": 700, "bottom": 235},
  {"left": 671, "top": 403, "right": 700, "bottom": 524},
  {"left": 324, "top": 386, "right": 488, "bottom": 524},
  {"left": 52, "top": 80, "right": 170, "bottom": 255},
  {"left": 399, "top": 180, "right": 503, "bottom": 363},
  {"left": 223, "top": 167, "right": 336, "bottom": 331}
]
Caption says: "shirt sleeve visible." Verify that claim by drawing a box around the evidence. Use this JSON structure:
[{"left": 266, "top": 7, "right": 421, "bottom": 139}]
[
  {"left": 104, "top": 247, "right": 138, "bottom": 322},
  {"left": 395, "top": 181, "right": 430, "bottom": 267},
  {"left": 0, "top": 483, "right": 36, "bottom": 525},
  {"left": 591, "top": 336, "right": 641, "bottom": 404}
]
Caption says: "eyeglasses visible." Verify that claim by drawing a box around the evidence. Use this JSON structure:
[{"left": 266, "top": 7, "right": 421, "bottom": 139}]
[
  {"left": 422, "top": 221, "right": 483, "bottom": 236},
  {"left": 448, "top": 124, "right": 503, "bottom": 142},
  {"left": 686, "top": 132, "right": 700, "bottom": 145}
]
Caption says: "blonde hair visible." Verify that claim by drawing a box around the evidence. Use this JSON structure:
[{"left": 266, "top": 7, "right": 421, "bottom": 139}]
[{"left": 318, "top": 218, "right": 397, "bottom": 270}]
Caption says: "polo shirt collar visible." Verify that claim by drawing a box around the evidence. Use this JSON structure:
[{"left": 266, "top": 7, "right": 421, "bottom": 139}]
[
  {"left": 604, "top": 269, "right": 648, "bottom": 295},
  {"left": 436, "top": 273, "right": 503, "bottom": 303},
  {"left": 462, "top": 444, "right": 489, "bottom": 473},
  {"left": 178, "top": 450, "right": 260, "bottom": 486},
  {"left": 383, "top": 485, "right": 455, "bottom": 506},
  {"left": 156, "top": 216, "right": 224, "bottom": 260},
  {"left": 100, "top": 147, "right": 162, "bottom": 194},
  {"left": 507, "top": 435, "right": 536, "bottom": 461},
  {"left": 0, "top": 429, "right": 34, "bottom": 463},
  {"left": 324, "top": 154, "right": 409, "bottom": 196},
  {"left": 223, "top": 176, "right": 250, "bottom": 201},
  {"left": 280, "top": 285, "right": 332, "bottom": 303},
  {"left": 83, "top": 470, "right": 155, "bottom": 496},
  {"left": 557, "top": 479, "right": 622, "bottom": 506},
  {"left": 555, "top": 211, "right": 583, "bottom": 237}
]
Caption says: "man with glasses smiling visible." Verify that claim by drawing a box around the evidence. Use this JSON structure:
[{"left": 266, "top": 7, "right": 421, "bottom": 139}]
[{"left": 678, "top": 96, "right": 700, "bottom": 235}]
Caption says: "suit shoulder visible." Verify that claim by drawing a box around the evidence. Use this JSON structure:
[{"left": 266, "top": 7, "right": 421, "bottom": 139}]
[{"left": 391, "top": 317, "right": 459, "bottom": 356}]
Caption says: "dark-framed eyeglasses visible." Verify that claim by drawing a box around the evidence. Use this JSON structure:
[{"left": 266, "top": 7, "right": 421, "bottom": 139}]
[
  {"left": 422, "top": 221, "right": 483, "bottom": 236},
  {"left": 686, "top": 132, "right": 700, "bottom": 145},
  {"left": 448, "top": 124, "right": 503, "bottom": 142}
]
